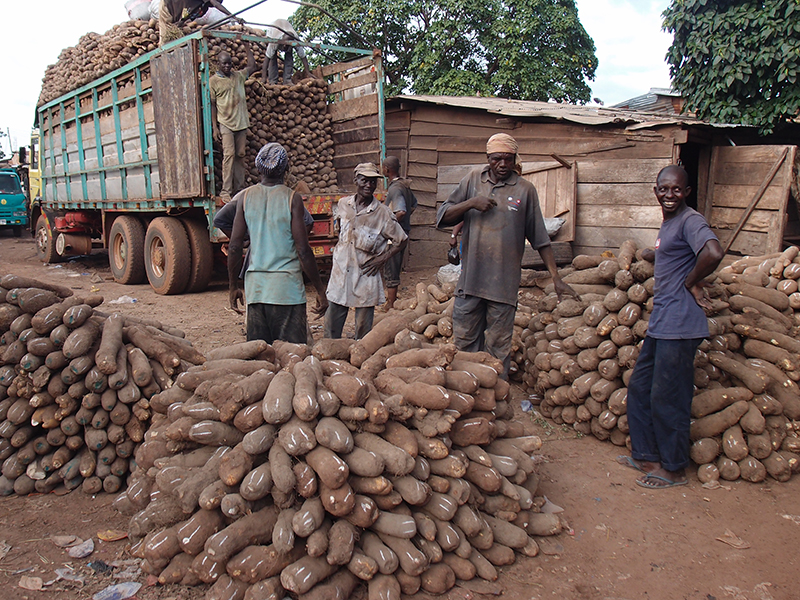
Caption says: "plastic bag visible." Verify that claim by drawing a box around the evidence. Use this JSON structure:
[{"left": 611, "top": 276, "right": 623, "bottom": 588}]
[
  {"left": 125, "top": 0, "right": 151, "bottom": 20},
  {"left": 437, "top": 263, "right": 461, "bottom": 287},
  {"left": 447, "top": 245, "right": 460, "bottom": 266},
  {"left": 544, "top": 217, "right": 566, "bottom": 238}
]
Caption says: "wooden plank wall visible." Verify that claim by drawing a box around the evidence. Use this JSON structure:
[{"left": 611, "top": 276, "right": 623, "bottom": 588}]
[
  {"left": 704, "top": 145, "right": 797, "bottom": 256},
  {"left": 327, "top": 58, "right": 381, "bottom": 191},
  {"left": 387, "top": 103, "right": 681, "bottom": 267}
]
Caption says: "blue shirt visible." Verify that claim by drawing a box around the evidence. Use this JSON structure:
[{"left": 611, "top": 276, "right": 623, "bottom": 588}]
[{"left": 647, "top": 206, "right": 717, "bottom": 339}]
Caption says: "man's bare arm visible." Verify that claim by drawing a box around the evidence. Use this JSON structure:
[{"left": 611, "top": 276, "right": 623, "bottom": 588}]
[
  {"left": 291, "top": 193, "right": 328, "bottom": 315},
  {"left": 438, "top": 196, "right": 495, "bottom": 227}
]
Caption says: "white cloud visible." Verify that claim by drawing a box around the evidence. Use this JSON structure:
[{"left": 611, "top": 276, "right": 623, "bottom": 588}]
[{"left": 575, "top": 0, "right": 673, "bottom": 105}]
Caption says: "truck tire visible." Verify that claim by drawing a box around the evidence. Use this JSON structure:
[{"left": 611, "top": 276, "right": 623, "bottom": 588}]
[
  {"left": 182, "top": 218, "right": 213, "bottom": 293},
  {"left": 109, "top": 216, "right": 146, "bottom": 285},
  {"left": 35, "top": 214, "right": 63, "bottom": 263},
  {"left": 145, "top": 217, "right": 191, "bottom": 295}
]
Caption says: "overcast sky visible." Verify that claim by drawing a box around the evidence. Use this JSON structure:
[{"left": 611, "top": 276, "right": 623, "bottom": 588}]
[{"left": 0, "top": 0, "right": 671, "bottom": 156}]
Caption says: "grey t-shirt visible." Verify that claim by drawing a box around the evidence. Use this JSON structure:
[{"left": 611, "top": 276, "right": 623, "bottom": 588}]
[
  {"left": 386, "top": 178, "right": 411, "bottom": 233},
  {"left": 436, "top": 166, "right": 550, "bottom": 306},
  {"left": 647, "top": 206, "right": 718, "bottom": 339}
]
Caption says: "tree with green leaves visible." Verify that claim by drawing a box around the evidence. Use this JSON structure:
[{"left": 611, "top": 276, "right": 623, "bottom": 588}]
[
  {"left": 663, "top": 0, "right": 800, "bottom": 133},
  {"left": 292, "top": 0, "right": 597, "bottom": 103}
]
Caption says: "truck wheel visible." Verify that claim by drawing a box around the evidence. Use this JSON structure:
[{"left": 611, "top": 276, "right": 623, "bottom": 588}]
[
  {"left": 145, "top": 217, "right": 191, "bottom": 295},
  {"left": 182, "top": 218, "right": 213, "bottom": 293},
  {"left": 12, "top": 226, "right": 22, "bottom": 238},
  {"left": 35, "top": 214, "right": 63, "bottom": 263},
  {"left": 109, "top": 216, "right": 146, "bottom": 284}
]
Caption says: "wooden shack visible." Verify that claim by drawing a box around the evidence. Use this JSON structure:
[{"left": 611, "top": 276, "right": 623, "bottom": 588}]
[{"left": 384, "top": 95, "right": 799, "bottom": 269}]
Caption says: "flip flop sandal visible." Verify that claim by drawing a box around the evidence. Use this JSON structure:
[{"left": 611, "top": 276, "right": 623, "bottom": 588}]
[
  {"left": 616, "top": 455, "right": 644, "bottom": 473},
  {"left": 635, "top": 474, "right": 688, "bottom": 489}
]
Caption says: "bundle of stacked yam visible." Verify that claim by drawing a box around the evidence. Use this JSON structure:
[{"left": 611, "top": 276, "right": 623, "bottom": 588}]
[
  {"left": 203, "top": 29, "right": 338, "bottom": 192},
  {"left": 114, "top": 283, "right": 564, "bottom": 599},
  {"left": 38, "top": 20, "right": 162, "bottom": 106},
  {"left": 239, "top": 79, "right": 338, "bottom": 192},
  {"left": 520, "top": 241, "right": 800, "bottom": 484},
  {"left": 0, "top": 274, "right": 204, "bottom": 496},
  {"left": 39, "top": 19, "right": 340, "bottom": 194}
]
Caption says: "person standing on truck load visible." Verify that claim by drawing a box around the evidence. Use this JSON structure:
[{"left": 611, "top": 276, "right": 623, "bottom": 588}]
[
  {"left": 159, "top": 0, "right": 233, "bottom": 45},
  {"left": 381, "top": 156, "right": 415, "bottom": 309},
  {"left": 325, "top": 163, "right": 408, "bottom": 340},
  {"left": 210, "top": 45, "right": 259, "bottom": 204},
  {"left": 617, "top": 165, "right": 723, "bottom": 489},
  {"left": 227, "top": 143, "right": 328, "bottom": 344},
  {"left": 263, "top": 19, "right": 312, "bottom": 84},
  {"left": 436, "top": 133, "right": 579, "bottom": 378}
]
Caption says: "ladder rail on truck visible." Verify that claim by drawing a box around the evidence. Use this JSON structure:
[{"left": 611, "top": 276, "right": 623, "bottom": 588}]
[{"left": 31, "top": 27, "right": 385, "bottom": 294}]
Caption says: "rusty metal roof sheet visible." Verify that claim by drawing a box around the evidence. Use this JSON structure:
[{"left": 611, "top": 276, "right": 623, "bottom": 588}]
[{"left": 390, "top": 95, "right": 706, "bottom": 129}]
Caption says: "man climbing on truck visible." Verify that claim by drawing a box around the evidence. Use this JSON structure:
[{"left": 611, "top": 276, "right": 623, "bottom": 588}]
[
  {"left": 263, "top": 19, "right": 312, "bottom": 84},
  {"left": 159, "top": 0, "right": 234, "bottom": 45},
  {"left": 210, "top": 44, "right": 260, "bottom": 203}
]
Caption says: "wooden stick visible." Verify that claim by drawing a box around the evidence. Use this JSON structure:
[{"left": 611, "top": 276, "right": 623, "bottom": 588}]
[{"left": 722, "top": 147, "right": 789, "bottom": 254}]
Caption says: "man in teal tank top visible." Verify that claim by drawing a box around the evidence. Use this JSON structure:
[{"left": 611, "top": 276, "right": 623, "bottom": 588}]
[{"left": 227, "top": 143, "right": 328, "bottom": 343}]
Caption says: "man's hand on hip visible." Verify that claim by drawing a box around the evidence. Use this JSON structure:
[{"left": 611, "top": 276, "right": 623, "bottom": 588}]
[
  {"left": 360, "top": 255, "right": 387, "bottom": 277},
  {"left": 688, "top": 281, "right": 713, "bottom": 310}
]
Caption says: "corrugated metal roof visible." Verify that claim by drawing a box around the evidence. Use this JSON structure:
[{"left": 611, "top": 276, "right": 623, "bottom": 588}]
[{"left": 391, "top": 94, "right": 704, "bottom": 129}]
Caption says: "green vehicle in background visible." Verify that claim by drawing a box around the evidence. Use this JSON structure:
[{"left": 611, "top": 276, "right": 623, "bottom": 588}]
[{"left": 0, "top": 167, "right": 28, "bottom": 237}]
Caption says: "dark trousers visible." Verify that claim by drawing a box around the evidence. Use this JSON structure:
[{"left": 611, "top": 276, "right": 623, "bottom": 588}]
[
  {"left": 383, "top": 246, "right": 404, "bottom": 288},
  {"left": 268, "top": 49, "right": 294, "bottom": 84},
  {"left": 247, "top": 303, "right": 307, "bottom": 344},
  {"left": 627, "top": 336, "right": 701, "bottom": 472},
  {"left": 453, "top": 294, "right": 515, "bottom": 378},
  {"left": 324, "top": 302, "right": 374, "bottom": 340}
]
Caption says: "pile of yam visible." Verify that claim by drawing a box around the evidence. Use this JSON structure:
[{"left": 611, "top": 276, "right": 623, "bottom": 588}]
[
  {"left": 237, "top": 78, "right": 338, "bottom": 193},
  {"left": 519, "top": 241, "right": 800, "bottom": 484},
  {"left": 0, "top": 273, "right": 205, "bottom": 496},
  {"left": 39, "top": 19, "right": 165, "bottom": 106},
  {"left": 113, "top": 286, "right": 565, "bottom": 599},
  {"left": 39, "top": 19, "right": 340, "bottom": 193}
]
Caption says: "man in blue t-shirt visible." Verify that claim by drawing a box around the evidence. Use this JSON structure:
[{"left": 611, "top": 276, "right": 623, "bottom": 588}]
[{"left": 618, "top": 165, "right": 724, "bottom": 489}]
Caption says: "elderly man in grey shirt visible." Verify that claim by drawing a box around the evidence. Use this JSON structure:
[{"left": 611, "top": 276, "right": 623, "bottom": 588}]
[{"left": 437, "top": 133, "right": 578, "bottom": 377}]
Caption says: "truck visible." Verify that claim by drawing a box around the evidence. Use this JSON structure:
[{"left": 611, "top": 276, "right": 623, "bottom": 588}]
[
  {"left": 31, "top": 26, "right": 385, "bottom": 294},
  {"left": 0, "top": 166, "right": 28, "bottom": 237}
]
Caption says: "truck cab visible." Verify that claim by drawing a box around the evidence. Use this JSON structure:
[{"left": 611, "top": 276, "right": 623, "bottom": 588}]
[{"left": 0, "top": 167, "right": 28, "bottom": 237}]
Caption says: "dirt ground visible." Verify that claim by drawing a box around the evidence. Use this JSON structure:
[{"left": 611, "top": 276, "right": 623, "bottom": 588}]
[{"left": 1, "top": 231, "right": 799, "bottom": 600}]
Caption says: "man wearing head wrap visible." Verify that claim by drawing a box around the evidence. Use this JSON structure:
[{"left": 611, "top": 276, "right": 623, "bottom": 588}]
[
  {"left": 324, "top": 163, "right": 408, "bottom": 340},
  {"left": 227, "top": 143, "right": 328, "bottom": 344},
  {"left": 209, "top": 43, "right": 260, "bottom": 203},
  {"left": 437, "top": 133, "right": 579, "bottom": 377}
]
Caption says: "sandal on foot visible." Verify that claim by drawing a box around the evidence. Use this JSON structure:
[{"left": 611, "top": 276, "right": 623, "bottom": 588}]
[
  {"left": 616, "top": 455, "right": 645, "bottom": 473},
  {"left": 635, "top": 474, "right": 688, "bottom": 489}
]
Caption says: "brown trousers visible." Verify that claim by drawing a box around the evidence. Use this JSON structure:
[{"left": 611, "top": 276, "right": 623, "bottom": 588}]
[{"left": 220, "top": 124, "right": 248, "bottom": 199}]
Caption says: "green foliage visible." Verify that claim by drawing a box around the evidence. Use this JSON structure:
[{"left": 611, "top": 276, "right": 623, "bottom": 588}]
[
  {"left": 292, "top": 0, "right": 597, "bottom": 103},
  {"left": 663, "top": 0, "right": 800, "bottom": 133}
]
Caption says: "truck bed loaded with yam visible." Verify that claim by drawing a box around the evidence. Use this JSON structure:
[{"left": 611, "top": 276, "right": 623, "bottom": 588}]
[{"left": 31, "top": 18, "right": 385, "bottom": 294}]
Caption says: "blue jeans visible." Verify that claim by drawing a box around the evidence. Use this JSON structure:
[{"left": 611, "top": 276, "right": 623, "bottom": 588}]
[{"left": 627, "top": 336, "right": 701, "bottom": 472}]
